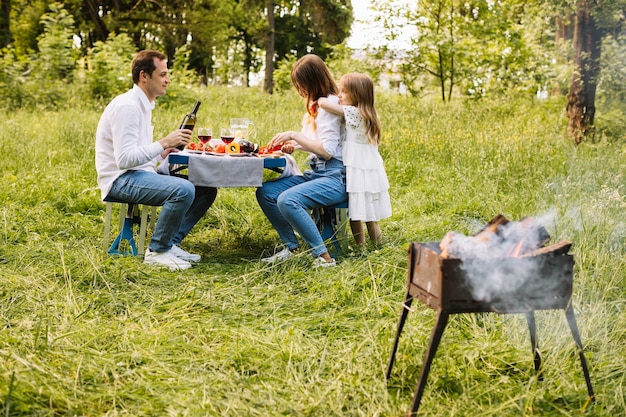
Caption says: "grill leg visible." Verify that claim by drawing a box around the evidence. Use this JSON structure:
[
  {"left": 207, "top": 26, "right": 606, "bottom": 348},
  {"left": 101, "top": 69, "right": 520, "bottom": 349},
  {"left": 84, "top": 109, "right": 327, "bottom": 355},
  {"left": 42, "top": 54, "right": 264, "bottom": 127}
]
[
  {"left": 386, "top": 295, "right": 414, "bottom": 380},
  {"left": 525, "top": 311, "right": 542, "bottom": 377},
  {"left": 565, "top": 304, "right": 595, "bottom": 400},
  {"left": 409, "top": 311, "right": 449, "bottom": 416}
]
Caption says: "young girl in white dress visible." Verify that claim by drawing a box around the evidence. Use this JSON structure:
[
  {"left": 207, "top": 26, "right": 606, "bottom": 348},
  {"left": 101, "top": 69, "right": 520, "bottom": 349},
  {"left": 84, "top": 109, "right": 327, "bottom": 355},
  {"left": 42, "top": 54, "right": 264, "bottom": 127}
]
[{"left": 317, "top": 73, "right": 392, "bottom": 245}]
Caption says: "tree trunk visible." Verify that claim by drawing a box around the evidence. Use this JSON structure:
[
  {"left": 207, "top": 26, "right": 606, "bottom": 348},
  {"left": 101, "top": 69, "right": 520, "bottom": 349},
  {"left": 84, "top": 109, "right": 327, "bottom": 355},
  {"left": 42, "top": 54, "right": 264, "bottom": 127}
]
[
  {"left": 0, "top": 0, "right": 11, "bottom": 48},
  {"left": 438, "top": 50, "right": 445, "bottom": 101},
  {"left": 263, "top": 0, "right": 275, "bottom": 94},
  {"left": 244, "top": 34, "right": 252, "bottom": 88},
  {"left": 84, "top": 0, "right": 109, "bottom": 44},
  {"left": 566, "top": 0, "right": 602, "bottom": 144},
  {"left": 555, "top": 13, "right": 575, "bottom": 44},
  {"left": 447, "top": 0, "right": 454, "bottom": 102}
]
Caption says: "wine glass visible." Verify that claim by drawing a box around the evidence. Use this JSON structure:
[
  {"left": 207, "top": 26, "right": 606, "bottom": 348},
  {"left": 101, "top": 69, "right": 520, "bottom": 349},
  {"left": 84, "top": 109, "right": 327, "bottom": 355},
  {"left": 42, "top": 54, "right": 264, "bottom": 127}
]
[
  {"left": 220, "top": 127, "right": 235, "bottom": 145},
  {"left": 197, "top": 127, "right": 212, "bottom": 152}
]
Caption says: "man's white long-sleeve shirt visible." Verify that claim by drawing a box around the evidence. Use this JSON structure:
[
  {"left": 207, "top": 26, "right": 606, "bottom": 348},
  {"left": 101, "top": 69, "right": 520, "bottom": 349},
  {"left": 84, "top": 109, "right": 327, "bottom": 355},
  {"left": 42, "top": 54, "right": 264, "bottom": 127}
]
[{"left": 95, "top": 85, "right": 165, "bottom": 200}]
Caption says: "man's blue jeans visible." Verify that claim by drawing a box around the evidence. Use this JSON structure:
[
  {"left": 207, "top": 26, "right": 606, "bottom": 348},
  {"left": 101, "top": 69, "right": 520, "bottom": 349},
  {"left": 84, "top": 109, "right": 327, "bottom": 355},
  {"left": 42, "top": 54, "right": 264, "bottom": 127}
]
[
  {"left": 256, "top": 158, "right": 347, "bottom": 258},
  {"left": 105, "top": 170, "right": 217, "bottom": 253}
]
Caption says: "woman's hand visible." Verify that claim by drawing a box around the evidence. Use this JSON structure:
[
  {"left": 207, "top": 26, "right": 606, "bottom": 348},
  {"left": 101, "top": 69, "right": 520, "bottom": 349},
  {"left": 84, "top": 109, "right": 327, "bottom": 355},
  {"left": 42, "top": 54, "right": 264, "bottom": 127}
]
[
  {"left": 270, "top": 130, "right": 330, "bottom": 159},
  {"left": 268, "top": 131, "right": 297, "bottom": 150}
]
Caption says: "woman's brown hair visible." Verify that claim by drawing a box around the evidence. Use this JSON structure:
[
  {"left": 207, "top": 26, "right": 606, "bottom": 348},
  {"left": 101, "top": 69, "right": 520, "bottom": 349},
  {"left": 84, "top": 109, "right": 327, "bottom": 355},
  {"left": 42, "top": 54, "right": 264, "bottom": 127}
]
[{"left": 291, "top": 54, "right": 338, "bottom": 118}]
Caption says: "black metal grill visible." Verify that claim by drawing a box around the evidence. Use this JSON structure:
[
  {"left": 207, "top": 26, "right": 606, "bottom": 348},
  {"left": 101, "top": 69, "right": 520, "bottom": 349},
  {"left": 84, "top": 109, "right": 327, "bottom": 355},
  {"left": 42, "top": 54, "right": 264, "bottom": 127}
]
[{"left": 386, "top": 241, "right": 595, "bottom": 416}]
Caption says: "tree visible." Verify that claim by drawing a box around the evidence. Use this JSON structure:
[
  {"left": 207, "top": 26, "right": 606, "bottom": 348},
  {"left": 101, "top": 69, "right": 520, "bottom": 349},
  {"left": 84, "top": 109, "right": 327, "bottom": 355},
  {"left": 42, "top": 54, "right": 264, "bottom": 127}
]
[
  {"left": 1, "top": 0, "right": 352, "bottom": 98},
  {"left": 259, "top": 0, "right": 352, "bottom": 93},
  {"left": 224, "top": 0, "right": 267, "bottom": 87},
  {"left": 565, "top": 0, "right": 626, "bottom": 143},
  {"left": 264, "top": 0, "right": 275, "bottom": 94},
  {"left": 0, "top": 0, "right": 11, "bottom": 47},
  {"left": 8, "top": 0, "right": 48, "bottom": 57},
  {"left": 566, "top": 0, "right": 602, "bottom": 143},
  {"left": 85, "top": 33, "right": 137, "bottom": 99},
  {"left": 34, "top": 2, "right": 78, "bottom": 81},
  {"left": 377, "top": 0, "right": 556, "bottom": 101}
]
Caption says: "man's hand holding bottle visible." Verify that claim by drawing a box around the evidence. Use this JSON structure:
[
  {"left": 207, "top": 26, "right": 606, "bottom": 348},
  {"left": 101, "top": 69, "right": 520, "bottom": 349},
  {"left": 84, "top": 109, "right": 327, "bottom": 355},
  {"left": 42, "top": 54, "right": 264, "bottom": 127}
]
[{"left": 159, "top": 128, "right": 193, "bottom": 158}]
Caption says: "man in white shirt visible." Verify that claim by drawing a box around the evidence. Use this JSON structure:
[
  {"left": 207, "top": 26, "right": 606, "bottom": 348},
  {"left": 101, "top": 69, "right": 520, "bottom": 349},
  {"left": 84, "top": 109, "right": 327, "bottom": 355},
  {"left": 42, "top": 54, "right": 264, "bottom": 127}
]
[{"left": 96, "top": 50, "right": 216, "bottom": 270}]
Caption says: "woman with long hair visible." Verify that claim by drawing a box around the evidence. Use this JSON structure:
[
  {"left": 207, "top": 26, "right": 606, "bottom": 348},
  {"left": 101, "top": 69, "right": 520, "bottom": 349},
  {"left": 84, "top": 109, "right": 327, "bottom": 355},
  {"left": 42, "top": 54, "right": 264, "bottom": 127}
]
[{"left": 256, "top": 54, "right": 346, "bottom": 267}]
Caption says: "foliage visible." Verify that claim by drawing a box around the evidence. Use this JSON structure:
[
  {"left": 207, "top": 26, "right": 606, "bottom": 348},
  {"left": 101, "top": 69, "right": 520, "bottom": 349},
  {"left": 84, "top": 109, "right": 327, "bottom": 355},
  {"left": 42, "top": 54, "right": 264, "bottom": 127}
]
[
  {"left": 171, "top": 43, "right": 202, "bottom": 89},
  {"left": 33, "top": 2, "right": 78, "bottom": 81},
  {"left": 0, "top": 47, "right": 28, "bottom": 109},
  {"left": 326, "top": 42, "right": 384, "bottom": 81},
  {"left": 84, "top": 33, "right": 136, "bottom": 101},
  {"left": 158, "top": 43, "right": 205, "bottom": 107},
  {"left": 8, "top": 0, "right": 48, "bottom": 57},
  {"left": 1, "top": 0, "right": 625, "bottom": 117},
  {"left": 272, "top": 43, "right": 386, "bottom": 94},
  {"left": 2, "top": 0, "right": 353, "bottom": 85},
  {"left": 272, "top": 54, "right": 298, "bottom": 93},
  {"left": 597, "top": 33, "right": 626, "bottom": 101},
  {"left": 273, "top": 0, "right": 353, "bottom": 62},
  {"left": 0, "top": 91, "right": 624, "bottom": 416},
  {"left": 373, "top": 0, "right": 564, "bottom": 100},
  {"left": 0, "top": 3, "right": 81, "bottom": 110}
]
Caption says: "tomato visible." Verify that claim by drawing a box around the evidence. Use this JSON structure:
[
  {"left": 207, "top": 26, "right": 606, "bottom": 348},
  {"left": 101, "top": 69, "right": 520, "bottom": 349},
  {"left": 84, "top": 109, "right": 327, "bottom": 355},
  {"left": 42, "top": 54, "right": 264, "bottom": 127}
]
[
  {"left": 258, "top": 146, "right": 270, "bottom": 155},
  {"left": 214, "top": 143, "right": 226, "bottom": 153},
  {"left": 270, "top": 144, "right": 283, "bottom": 152},
  {"left": 188, "top": 142, "right": 197, "bottom": 151}
]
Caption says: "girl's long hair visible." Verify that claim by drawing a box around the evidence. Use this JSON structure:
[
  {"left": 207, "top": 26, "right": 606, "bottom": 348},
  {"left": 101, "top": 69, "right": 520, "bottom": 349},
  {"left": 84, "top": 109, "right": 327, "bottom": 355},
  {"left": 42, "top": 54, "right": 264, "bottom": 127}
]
[
  {"left": 291, "top": 54, "right": 338, "bottom": 128},
  {"left": 341, "top": 73, "right": 381, "bottom": 145}
]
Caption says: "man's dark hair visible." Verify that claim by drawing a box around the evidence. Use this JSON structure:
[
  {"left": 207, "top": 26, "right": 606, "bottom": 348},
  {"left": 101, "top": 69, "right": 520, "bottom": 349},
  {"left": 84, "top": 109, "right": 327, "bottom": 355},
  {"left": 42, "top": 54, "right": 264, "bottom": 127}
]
[{"left": 131, "top": 50, "right": 167, "bottom": 84}]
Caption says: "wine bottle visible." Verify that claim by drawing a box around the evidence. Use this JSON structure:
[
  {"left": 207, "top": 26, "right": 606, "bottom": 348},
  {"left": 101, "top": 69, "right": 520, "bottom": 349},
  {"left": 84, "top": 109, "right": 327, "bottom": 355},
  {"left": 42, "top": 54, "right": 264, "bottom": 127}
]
[{"left": 177, "top": 100, "right": 201, "bottom": 150}]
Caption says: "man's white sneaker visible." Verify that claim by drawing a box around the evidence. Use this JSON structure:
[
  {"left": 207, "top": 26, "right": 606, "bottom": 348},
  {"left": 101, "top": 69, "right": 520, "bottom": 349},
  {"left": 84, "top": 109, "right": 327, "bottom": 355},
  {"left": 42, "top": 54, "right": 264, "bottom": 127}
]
[
  {"left": 261, "top": 247, "right": 295, "bottom": 263},
  {"left": 144, "top": 249, "right": 192, "bottom": 271},
  {"left": 169, "top": 245, "right": 201, "bottom": 262},
  {"left": 313, "top": 256, "right": 336, "bottom": 268}
]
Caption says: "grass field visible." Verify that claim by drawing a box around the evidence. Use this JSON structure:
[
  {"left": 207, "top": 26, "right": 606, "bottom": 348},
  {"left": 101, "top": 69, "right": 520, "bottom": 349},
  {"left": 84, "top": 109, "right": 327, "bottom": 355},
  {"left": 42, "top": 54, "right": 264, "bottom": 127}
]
[{"left": 1, "top": 87, "right": 625, "bottom": 416}]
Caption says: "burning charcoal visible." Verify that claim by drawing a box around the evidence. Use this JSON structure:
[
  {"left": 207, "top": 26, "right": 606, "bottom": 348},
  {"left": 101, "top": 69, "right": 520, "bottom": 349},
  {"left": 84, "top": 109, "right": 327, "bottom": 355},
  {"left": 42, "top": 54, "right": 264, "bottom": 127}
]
[
  {"left": 473, "top": 214, "right": 510, "bottom": 241},
  {"left": 440, "top": 215, "right": 553, "bottom": 259},
  {"left": 500, "top": 217, "right": 552, "bottom": 257},
  {"left": 440, "top": 231, "right": 492, "bottom": 259},
  {"left": 521, "top": 240, "right": 572, "bottom": 257}
]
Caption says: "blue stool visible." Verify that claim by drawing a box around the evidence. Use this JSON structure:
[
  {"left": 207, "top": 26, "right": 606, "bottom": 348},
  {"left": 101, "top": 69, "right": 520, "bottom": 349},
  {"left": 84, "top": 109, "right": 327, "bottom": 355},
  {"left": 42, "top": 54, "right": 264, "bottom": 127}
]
[
  {"left": 104, "top": 202, "right": 157, "bottom": 257},
  {"left": 313, "top": 201, "right": 349, "bottom": 256}
]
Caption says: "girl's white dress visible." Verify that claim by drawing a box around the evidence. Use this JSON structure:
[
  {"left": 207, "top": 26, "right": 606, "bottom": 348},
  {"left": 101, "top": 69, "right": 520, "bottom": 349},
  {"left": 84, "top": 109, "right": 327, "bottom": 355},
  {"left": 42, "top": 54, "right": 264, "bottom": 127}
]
[{"left": 342, "top": 106, "right": 392, "bottom": 222}]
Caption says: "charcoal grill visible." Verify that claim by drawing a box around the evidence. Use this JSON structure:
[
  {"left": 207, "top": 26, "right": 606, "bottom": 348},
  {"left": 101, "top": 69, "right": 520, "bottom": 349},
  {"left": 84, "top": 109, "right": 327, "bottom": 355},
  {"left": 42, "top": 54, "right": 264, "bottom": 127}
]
[{"left": 386, "top": 241, "right": 594, "bottom": 416}]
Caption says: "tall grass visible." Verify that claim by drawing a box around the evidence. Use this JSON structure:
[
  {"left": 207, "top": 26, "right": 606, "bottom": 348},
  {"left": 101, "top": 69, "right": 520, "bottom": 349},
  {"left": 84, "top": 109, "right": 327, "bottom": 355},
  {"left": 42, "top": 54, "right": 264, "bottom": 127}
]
[{"left": 0, "top": 87, "right": 624, "bottom": 416}]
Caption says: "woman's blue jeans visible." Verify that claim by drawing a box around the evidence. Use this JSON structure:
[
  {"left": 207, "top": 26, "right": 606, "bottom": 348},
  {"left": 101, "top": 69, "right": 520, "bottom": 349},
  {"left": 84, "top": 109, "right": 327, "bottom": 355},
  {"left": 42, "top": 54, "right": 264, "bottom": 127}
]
[
  {"left": 105, "top": 170, "right": 217, "bottom": 253},
  {"left": 256, "top": 158, "right": 347, "bottom": 258}
]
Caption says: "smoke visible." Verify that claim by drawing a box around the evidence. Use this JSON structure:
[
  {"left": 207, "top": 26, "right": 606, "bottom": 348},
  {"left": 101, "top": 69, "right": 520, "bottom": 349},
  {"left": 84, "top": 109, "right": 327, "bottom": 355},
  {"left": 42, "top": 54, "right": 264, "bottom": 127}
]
[
  {"left": 443, "top": 210, "right": 562, "bottom": 303},
  {"left": 459, "top": 254, "right": 544, "bottom": 304}
]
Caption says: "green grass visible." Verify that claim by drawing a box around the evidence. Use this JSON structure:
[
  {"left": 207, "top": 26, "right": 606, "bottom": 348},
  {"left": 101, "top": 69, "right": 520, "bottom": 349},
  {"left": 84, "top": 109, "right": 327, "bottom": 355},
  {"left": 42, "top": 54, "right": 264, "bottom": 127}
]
[{"left": 1, "top": 87, "right": 625, "bottom": 416}]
